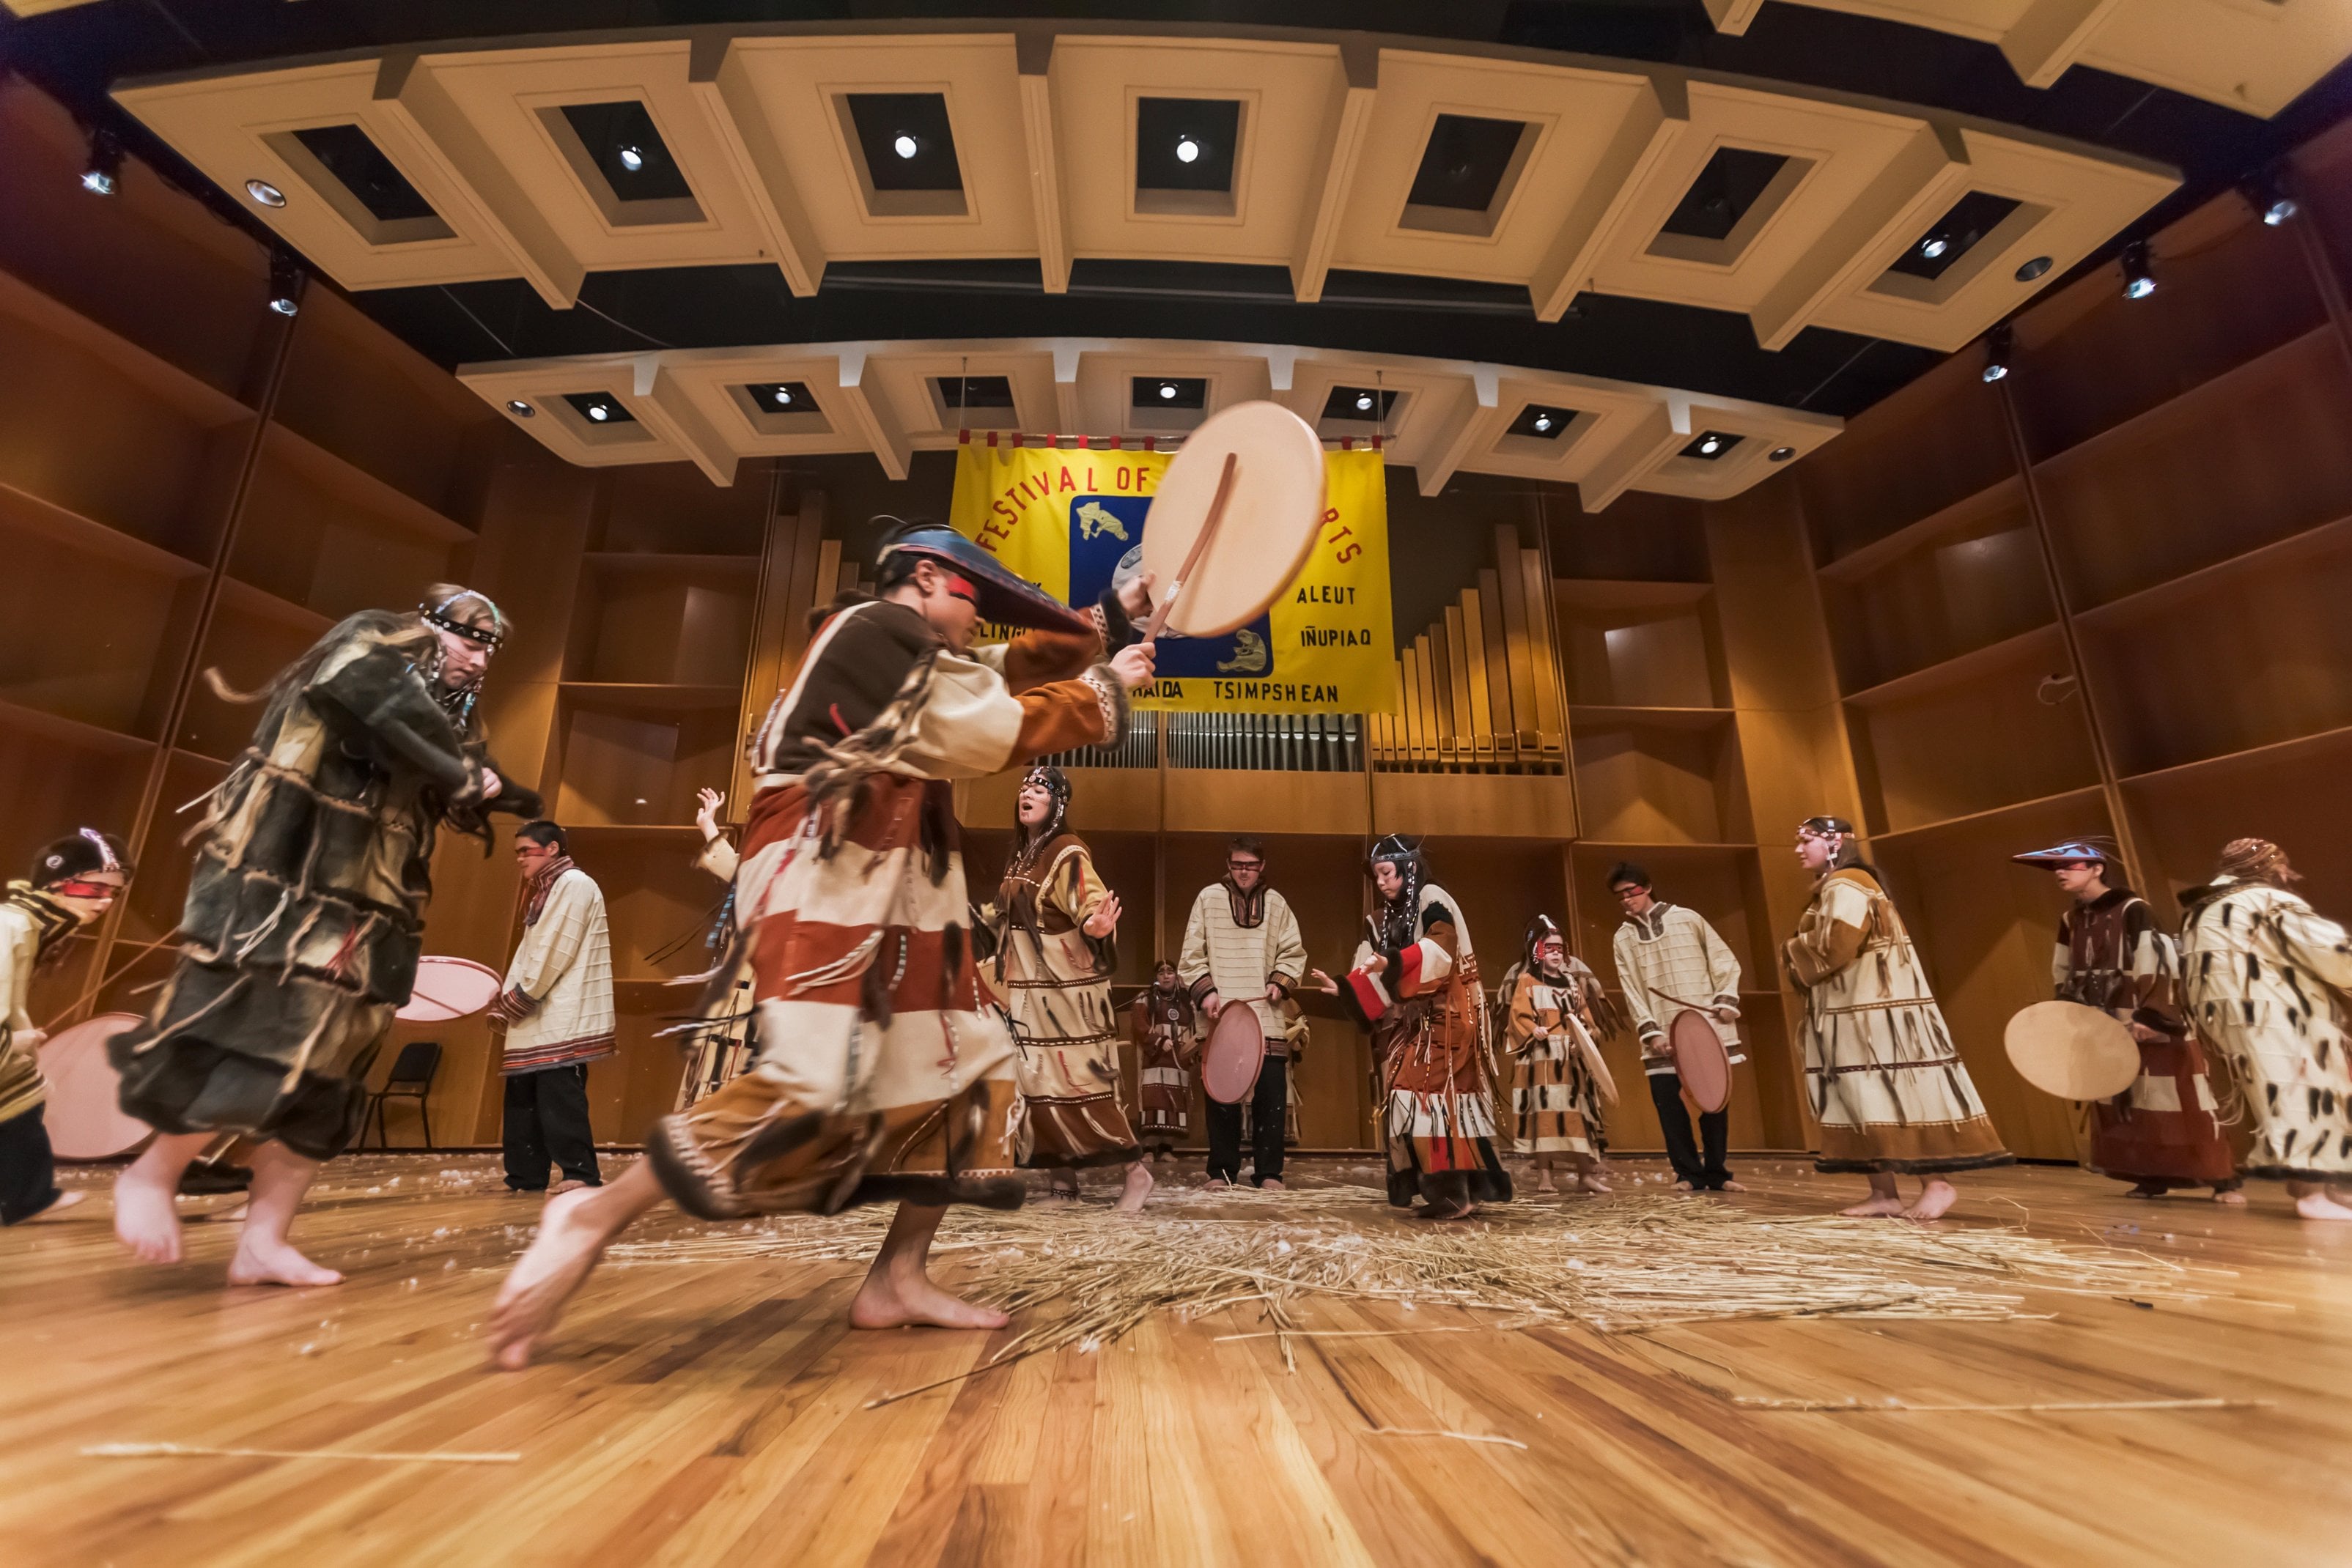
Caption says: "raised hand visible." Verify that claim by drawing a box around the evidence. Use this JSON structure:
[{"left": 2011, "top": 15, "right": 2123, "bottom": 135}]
[
  {"left": 1083, "top": 891, "right": 1121, "bottom": 939},
  {"left": 695, "top": 787, "right": 726, "bottom": 837}
]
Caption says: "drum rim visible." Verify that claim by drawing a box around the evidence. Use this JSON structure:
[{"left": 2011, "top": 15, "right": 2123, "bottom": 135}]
[
  {"left": 1201, "top": 1003, "right": 1267, "bottom": 1104},
  {"left": 1139, "top": 400, "right": 1326, "bottom": 639},
  {"left": 1667, "top": 1007, "right": 1733, "bottom": 1113}
]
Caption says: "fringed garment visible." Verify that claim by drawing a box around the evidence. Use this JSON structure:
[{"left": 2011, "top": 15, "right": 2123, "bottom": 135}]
[
  {"left": 1785, "top": 868, "right": 2012, "bottom": 1176},
  {"left": 2056, "top": 890, "right": 2235, "bottom": 1189},
  {"left": 111, "top": 612, "right": 536, "bottom": 1161},
  {"left": 1505, "top": 970, "right": 1605, "bottom": 1159},
  {"left": 492, "top": 862, "right": 617, "bottom": 1075},
  {"left": 990, "top": 833, "right": 1140, "bottom": 1170},
  {"left": 2180, "top": 881, "right": 2352, "bottom": 1182},
  {"left": 1341, "top": 881, "right": 1512, "bottom": 1209},
  {"left": 642, "top": 595, "right": 1124, "bottom": 1219},
  {"left": 1129, "top": 984, "right": 1196, "bottom": 1148},
  {"left": 0, "top": 886, "right": 78, "bottom": 1124},
  {"left": 1612, "top": 902, "right": 1747, "bottom": 1079}
]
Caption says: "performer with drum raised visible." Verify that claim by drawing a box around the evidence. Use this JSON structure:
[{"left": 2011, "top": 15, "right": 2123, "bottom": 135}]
[
  {"left": 2012, "top": 835, "right": 2239, "bottom": 1203},
  {"left": 1129, "top": 959, "right": 1198, "bottom": 1161},
  {"left": 2178, "top": 838, "right": 2352, "bottom": 1221},
  {"left": 485, "top": 521, "right": 1158, "bottom": 1367},
  {"left": 111, "top": 586, "right": 540, "bottom": 1285},
  {"left": 1785, "top": 816, "right": 2010, "bottom": 1218},
  {"left": 985, "top": 765, "right": 1152, "bottom": 1212},
  {"left": 1324, "top": 835, "right": 1511, "bottom": 1218},
  {"left": 1608, "top": 862, "right": 1747, "bottom": 1192},
  {"left": 1505, "top": 916, "right": 1616, "bottom": 1195},
  {"left": 0, "top": 830, "right": 132, "bottom": 1225},
  {"left": 1181, "top": 837, "right": 1308, "bottom": 1189}
]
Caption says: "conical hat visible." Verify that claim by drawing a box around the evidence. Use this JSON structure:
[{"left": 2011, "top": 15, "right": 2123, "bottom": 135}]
[{"left": 2003, "top": 1000, "right": 2139, "bottom": 1100}]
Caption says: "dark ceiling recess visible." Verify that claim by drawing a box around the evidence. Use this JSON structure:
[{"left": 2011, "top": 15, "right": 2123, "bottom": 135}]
[
  {"left": 936, "top": 374, "right": 1014, "bottom": 409},
  {"left": 847, "top": 92, "right": 963, "bottom": 191},
  {"left": 1134, "top": 375, "right": 1208, "bottom": 409},
  {"left": 287, "top": 125, "right": 437, "bottom": 222},
  {"left": 1508, "top": 403, "right": 1575, "bottom": 438},
  {"left": 1136, "top": 97, "right": 1241, "bottom": 192},
  {"left": 558, "top": 100, "right": 694, "bottom": 204},
  {"left": 1681, "top": 429, "right": 1741, "bottom": 459},
  {"left": 1659, "top": 147, "right": 1790, "bottom": 242},
  {"left": 745, "top": 380, "right": 817, "bottom": 412},
  {"left": 1407, "top": 113, "right": 1530, "bottom": 211},
  {"left": 1887, "top": 191, "right": 2026, "bottom": 279},
  {"left": 1322, "top": 385, "right": 1399, "bottom": 421},
  {"left": 562, "top": 391, "right": 634, "bottom": 424}
]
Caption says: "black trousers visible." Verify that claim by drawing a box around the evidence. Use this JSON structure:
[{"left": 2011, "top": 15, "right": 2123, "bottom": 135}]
[
  {"left": 1206, "top": 1053, "right": 1287, "bottom": 1186},
  {"left": 1648, "top": 1071, "right": 1732, "bottom": 1189},
  {"left": 502, "top": 1065, "right": 601, "bottom": 1191},
  {"left": 0, "top": 1104, "right": 63, "bottom": 1224}
]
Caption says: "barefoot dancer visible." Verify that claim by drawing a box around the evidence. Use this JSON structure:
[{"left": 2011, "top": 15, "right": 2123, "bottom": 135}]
[
  {"left": 487, "top": 522, "right": 1157, "bottom": 1365},
  {"left": 1129, "top": 961, "right": 1198, "bottom": 1161},
  {"left": 2178, "top": 838, "right": 2352, "bottom": 1222},
  {"left": 2015, "top": 835, "right": 2241, "bottom": 1205},
  {"left": 1505, "top": 917, "right": 1614, "bottom": 1197},
  {"left": 111, "top": 588, "right": 537, "bottom": 1284},
  {"left": 987, "top": 766, "right": 1153, "bottom": 1212},
  {"left": 1330, "top": 836, "right": 1511, "bottom": 1218},
  {"left": 0, "top": 831, "right": 132, "bottom": 1226},
  {"left": 1785, "top": 817, "right": 2010, "bottom": 1218}
]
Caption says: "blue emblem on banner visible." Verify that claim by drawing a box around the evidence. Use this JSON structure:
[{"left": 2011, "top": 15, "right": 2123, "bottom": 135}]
[{"left": 1066, "top": 493, "right": 1272, "bottom": 678}]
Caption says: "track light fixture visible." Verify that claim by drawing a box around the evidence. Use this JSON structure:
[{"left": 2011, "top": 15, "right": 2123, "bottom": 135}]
[
  {"left": 1981, "top": 323, "right": 2013, "bottom": 384},
  {"left": 2120, "top": 240, "right": 2156, "bottom": 300},
  {"left": 81, "top": 127, "right": 124, "bottom": 196},
  {"left": 1768, "top": 445, "right": 1796, "bottom": 463},
  {"left": 267, "top": 249, "right": 303, "bottom": 317},
  {"left": 2245, "top": 166, "right": 2298, "bottom": 228},
  {"left": 506, "top": 400, "right": 535, "bottom": 418}
]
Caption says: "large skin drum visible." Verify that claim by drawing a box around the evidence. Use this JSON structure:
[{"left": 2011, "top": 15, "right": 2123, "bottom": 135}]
[
  {"left": 1139, "top": 401, "right": 1327, "bottom": 639},
  {"left": 40, "top": 1012, "right": 150, "bottom": 1159},
  {"left": 397, "top": 955, "right": 504, "bottom": 1023},
  {"left": 2005, "top": 1000, "right": 2139, "bottom": 1101},
  {"left": 1201, "top": 1001, "right": 1269, "bottom": 1106},
  {"left": 1667, "top": 1008, "right": 1734, "bottom": 1115}
]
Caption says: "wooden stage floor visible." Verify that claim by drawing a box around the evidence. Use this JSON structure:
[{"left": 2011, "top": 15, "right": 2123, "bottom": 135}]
[{"left": 3, "top": 1153, "right": 2348, "bottom": 1568}]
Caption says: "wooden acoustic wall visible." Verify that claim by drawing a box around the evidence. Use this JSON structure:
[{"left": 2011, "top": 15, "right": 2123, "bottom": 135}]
[{"left": 1774, "top": 114, "right": 2352, "bottom": 1161}]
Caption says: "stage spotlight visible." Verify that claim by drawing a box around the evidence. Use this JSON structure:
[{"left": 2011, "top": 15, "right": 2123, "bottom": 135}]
[
  {"left": 2246, "top": 166, "right": 2298, "bottom": 227},
  {"left": 587, "top": 403, "right": 611, "bottom": 422},
  {"left": 1533, "top": 414, "right": 1552, "bottom": 433},
  {"left": 1982, "top": 323, "right": 2013, "bottom": 384},
  {"left": 2120, "top": 240, "right": 2156, "bottom": 300},
  {"left": 506, "top": 400, "right": 535, "bottom": 418},
  {"left": 1159, "top": 382, "right": 1179, "bottom": 400},
  {"left": 2014, "top": 254, "right": 2050, "bottom": 283},
  {"left": 1919, "top": 237, "right": 1947, "bottom": 260},
  {"left": 1768, "top": 445, "right": 1796, "bottom": 463},
  {"left": 617, "top": 144, "right": 645, "bottom": 173},
  {"left": 267, "top": 250, "right": 302, "bottom": 317},
  {"left": 1697, "top": 434, "right": 1723, "bottom": 456},
  {"left": 1176, "top": 136, "right": 1201, "bottom": 165},
  {"left": 893, "top": 133, "right": 918, "bottom": 160},
  {"left": 774, "top": 386, "right": 792, "bottom": 405},
  {"left": 1355, "top": 392, "right": 1374, "bottom": 412},
  {"left": 81, "top": 127, "right": 123, "bottom": 196}
]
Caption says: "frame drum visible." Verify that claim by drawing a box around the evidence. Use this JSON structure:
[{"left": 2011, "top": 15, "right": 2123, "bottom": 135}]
[
  {"left": 2005, "top": 1000, "right": 2139, "bottom": 1101},
  {"left": 40, "top": 1012, "right": 150, "bottom": 1159},
  {"left": 1140, "top": 401, "right": 1326, "bottom": 638},
  {"left": 397, "top": 955, "right": 504, "bottom": 1023},
  {"left": 1667, "top": 1008, "right": 1734, "bottom": 1114},
  {"left": 1201, "top": 1001, "right": 1269, "bottom": 1106}
]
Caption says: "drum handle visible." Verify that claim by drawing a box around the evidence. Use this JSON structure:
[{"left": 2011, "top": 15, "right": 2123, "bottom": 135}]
[{"left": 1143, "top": 451, "right": 1238, "bottom": 641}]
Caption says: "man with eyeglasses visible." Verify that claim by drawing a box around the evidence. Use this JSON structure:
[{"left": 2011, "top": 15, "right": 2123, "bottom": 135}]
[
  {"left": 1181, "top": 837, "right": 1309, "bottom": 1188},
  {"left": 1607, "top": 861, "right": 1747, "bottom": 1194}
]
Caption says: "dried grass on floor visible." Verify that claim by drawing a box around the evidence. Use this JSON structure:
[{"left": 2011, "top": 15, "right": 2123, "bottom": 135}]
[{"left": 602, "top": 1186, "right": 2235, "bottom": 1362}]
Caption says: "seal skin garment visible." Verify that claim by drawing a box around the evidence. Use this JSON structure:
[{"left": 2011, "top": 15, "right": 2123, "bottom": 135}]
[
  {"left": 1783, "top": 868, "right": 2012, "bottom": 1175},
  {"left": 990, "top": 833, "right": 1140, "bottom": 1169},
  {"left": 1341, "top": 882, "right": 1512, "bottom": 1208},
  {"left": 2054, "top": 890, "right": 2234, "bottom": 1188},
  {"left": 112, "top": 612, "right": 537, "bottom": 1162},
  {"left": 644, "top": 596, "right": 1126, "bottom": 1220},
  {"left": 1505, "top": 969, "right": 1603, "bottom": 1158},
  {"left": 0, "top": 887, "right": 74, "bottom": 1125},
  {"left": 2181, "top": 882, "right": 2352, "bottom": 1181},
  {"left": 1129, "top": 983, "right": 1196, "bottom": 1144}
]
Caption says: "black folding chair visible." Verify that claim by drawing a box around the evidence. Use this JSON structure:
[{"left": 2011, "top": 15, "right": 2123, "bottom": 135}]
[{"left": 364, "top": 1040, "right": 440, "bottom": 1149}]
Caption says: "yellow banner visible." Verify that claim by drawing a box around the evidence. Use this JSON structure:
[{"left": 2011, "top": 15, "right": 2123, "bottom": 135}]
[{"left": 949, "top": 444, "right": 1396, "bottom": 714}]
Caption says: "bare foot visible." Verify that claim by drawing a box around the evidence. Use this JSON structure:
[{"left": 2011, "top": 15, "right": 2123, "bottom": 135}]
[
  {"left": 1840, "top": 1196, "right": 1908, "bottom": 1218},
  {"left": 1903, "top": 1179, "right": 1960, "bottom": 1221},
  {"left": 2293, "top": 1190, "right": 2352, "bottom": 1221},
  {"left": 1577, "top": 1174, "right": 1612, "bottom": 1195},
  {"left": 114, "top": 1161, "right": 185, "bottom": 1264},
  {"left": 1715, "top": 1179, "right": 1748, "bottom": 1193},
  {"left": 849, "top": 1269, "right": 1009, "bottom": 1331},
  {"left": 1672, "top": 1180, "right": 1695, "bottom": 1192},
  {"left": 1421, "top": 1201, "right": 1478, "bottom": 1222},
  {"left": 226, "top": 1235, "right": 343, "bottom": 1287},
  {"left": 1258, "top": 1179, "right": 1286, "bottom": 1191},
  {"left": 1116, "top": 1162, "right": 1154, "bottom": 1213},
  {"left": 2213, "top": 1187, "right": 2247, "bottom": 1205},
  {"left": 22, "top": 1190, "right": 86, "bottom": 1221},
  {"left": 486, "top": 1189, "right": 609, "bottom": 1370},
  {"left": 1533, "top": 1172, "right": 1559, "bottom": 1194}
]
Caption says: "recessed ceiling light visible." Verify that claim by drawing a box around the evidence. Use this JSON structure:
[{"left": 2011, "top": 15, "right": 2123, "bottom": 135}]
[
  {"left": 773, "top": 387, "right": 792, "bottom": 405},
  {"left": 1355, "top": 393, "right": 1374, "bottom": 412},
  {"left": 1697, "top": 435, "right": 1722, "bottom": 456},
  {"left": 1920, "top": 237, "right": 1947, "bottom": 259},
  {"left": 893, "top": 133, "right": 919, "bottom": 160},
  {"left": 246, "top": 178, "right": 287, "bottom": 208},
  {"left": 617, "top": 144, "right": 644, "bottom": 173},
  {"left": 1176, "top": 137, "right": 1201, "bottom": 165},
  {"left": 588, "top": 403, "right": 611, "bottom": 422},
  {"left": 1533, "top": 415, "right": 1552, "bottom": 432},
  {"left": 1159, "top": 382, "right": 1179, "bottom": 400},
  {"left": 506, "top": 399, "right": 534, "bottom": 418},
  {"left": 1769, "top": 445, "right": 1796, "bottom": 462},
  {"left": 2015, "top": 254, "right": 2051, "bottom": 283}
]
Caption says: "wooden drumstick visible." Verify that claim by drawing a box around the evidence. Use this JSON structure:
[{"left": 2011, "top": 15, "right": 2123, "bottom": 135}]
[{"left": 1143, "top": 451, "right": 1238, "bottom": 642}]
